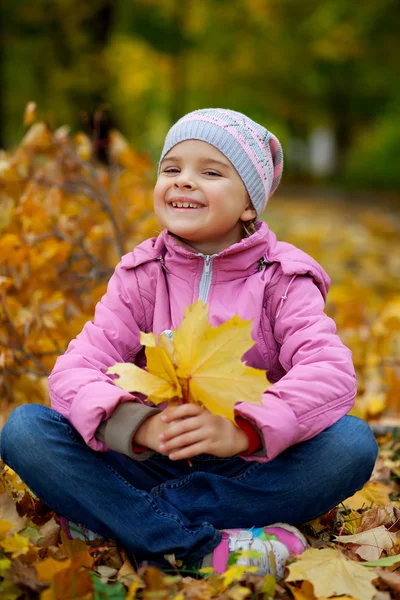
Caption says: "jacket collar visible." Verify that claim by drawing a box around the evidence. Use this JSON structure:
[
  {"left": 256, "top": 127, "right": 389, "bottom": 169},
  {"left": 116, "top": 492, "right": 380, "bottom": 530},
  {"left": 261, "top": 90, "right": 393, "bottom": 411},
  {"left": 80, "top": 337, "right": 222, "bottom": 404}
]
[{"left": 122, "top": 220, "right": 331, "bottom": 296}]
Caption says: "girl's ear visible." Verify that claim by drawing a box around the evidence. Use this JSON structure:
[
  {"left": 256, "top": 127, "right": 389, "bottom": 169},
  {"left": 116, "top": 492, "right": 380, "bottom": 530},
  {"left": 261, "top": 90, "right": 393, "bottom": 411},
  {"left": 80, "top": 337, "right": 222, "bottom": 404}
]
[{"left": 240, "top": 205, "right": 257, "bottom": 222}]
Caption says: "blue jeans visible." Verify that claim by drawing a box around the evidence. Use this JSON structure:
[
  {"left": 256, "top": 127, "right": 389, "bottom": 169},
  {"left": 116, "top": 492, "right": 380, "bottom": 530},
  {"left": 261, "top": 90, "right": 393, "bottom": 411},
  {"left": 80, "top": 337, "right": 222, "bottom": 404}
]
[{"left": 0, "top": 405, "right": 377, "bottom": 567}]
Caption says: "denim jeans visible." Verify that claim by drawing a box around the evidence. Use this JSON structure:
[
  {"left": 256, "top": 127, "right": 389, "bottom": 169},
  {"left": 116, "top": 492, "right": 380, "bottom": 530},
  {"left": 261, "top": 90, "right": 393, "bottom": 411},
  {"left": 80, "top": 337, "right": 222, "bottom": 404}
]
[{"left": 0, "top": 404, "right": 378, "bottom": 567}]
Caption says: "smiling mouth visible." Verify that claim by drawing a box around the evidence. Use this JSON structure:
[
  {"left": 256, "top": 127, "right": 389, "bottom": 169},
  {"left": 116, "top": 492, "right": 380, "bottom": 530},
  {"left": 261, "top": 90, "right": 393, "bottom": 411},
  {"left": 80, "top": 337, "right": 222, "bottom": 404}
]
[{"left": 168, "top": 201, "right": 205, "bottom": 209}]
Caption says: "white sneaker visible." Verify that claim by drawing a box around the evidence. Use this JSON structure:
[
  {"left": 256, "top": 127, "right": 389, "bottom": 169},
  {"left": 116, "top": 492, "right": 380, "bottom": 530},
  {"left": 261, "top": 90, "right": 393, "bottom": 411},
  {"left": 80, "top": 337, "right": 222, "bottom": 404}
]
[{"left": 209, "top": 523, "right": 308, "bottom": 578}]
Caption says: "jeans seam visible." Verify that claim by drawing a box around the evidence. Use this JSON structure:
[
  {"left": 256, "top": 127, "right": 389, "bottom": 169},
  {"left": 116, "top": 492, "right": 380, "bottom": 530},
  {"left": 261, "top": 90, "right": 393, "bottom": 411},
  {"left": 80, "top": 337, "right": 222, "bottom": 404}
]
[
  {"left": 99, "top": 457, "right": 211, "bottom": 537},
  {"left": 152, "top": 473, "right": 196, "bottom": 497},
  {"left": 231, "top": 461, "right": 261, "bottom": 481},
  {"left": 153, "top": 461, "right": 261, "bottom": 500},
  {"left": 49, "top": 410, "right": 81, "bottom": 443}
]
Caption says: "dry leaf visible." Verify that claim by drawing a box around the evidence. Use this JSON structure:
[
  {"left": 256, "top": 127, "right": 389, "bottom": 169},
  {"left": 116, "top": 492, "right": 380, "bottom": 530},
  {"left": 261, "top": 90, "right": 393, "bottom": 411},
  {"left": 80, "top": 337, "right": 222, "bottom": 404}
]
[
  {"left": 0, "top": 493, "right": 28, "bottom": 534},
  {"left": 6, "top": 558, "right": 47, "bottom": 593},
  {"left": 36, "top": 519, "right": 61, "bottom": 548},
  {"left": 285, "top": 548, "right": 377, "bottom": 600},
  {"left": 0, "top": 533, "right": 31, "bottom": 558},
  {"left": 334, "top": 525, "right": 399, "bottom": 561},
  {"left": 375, "top": 568, "right": 400, "bottom": 593},
  {"left": 287, "top": 580, "right": 357, "bottom": 599},
  {"left": 356, "top": 506, "right": 395, "bottom": 533},
  {"left": 344, "top": 482, "right": 393, "bottom": 510}
]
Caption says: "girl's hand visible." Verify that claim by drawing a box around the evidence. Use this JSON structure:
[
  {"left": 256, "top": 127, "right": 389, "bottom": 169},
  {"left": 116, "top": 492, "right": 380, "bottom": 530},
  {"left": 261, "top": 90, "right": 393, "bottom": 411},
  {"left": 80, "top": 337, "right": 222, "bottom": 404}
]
[{"left": 158, "top": 404, "right": 249, "bottom": 460}]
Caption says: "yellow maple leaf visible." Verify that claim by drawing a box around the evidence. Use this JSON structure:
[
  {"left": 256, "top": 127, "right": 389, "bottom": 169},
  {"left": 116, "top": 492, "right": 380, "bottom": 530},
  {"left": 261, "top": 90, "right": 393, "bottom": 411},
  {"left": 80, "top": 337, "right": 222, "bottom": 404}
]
[
  {"left": 0, "top": 532, "right": 30, "bottom": 558},
  {"left": 344, "top": 481, "right": 393, "bottom": 510},
  {"left": 108, "top": 300, "right": 267, "bottom": 421},
  {"left": 108, "top": 361, "right": 181, "bottom": 403},
  {"left": 285, "top": 548, "right": 376, "bottom": 600}
]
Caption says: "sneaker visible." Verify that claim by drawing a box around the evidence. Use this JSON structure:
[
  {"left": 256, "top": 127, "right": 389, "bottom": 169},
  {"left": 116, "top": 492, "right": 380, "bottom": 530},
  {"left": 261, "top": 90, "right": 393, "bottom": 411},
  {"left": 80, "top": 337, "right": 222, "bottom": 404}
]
[
  {"left": 58, "top": 516, "right": 100, "bottom": 542},
  {"left": 206, "top": 523, "right": 308, "bottom": 579}
]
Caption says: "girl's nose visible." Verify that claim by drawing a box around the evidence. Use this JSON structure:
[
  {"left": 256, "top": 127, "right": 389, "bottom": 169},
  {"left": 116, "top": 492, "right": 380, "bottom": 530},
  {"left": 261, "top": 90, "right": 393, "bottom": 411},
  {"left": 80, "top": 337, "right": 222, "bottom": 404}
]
[{"left": 174, "top": 173, "right": 195, "bottom": 189}]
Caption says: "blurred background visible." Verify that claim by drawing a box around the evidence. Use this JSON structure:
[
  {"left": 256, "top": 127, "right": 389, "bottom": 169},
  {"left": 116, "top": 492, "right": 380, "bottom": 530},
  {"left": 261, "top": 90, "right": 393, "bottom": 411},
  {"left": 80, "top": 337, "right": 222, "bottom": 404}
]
[
  {"left": 0, "top": 0, "right": 400, "bottom": 424},
  {"left": 2, "top": 0, "right": 400, "bottom": 190}
]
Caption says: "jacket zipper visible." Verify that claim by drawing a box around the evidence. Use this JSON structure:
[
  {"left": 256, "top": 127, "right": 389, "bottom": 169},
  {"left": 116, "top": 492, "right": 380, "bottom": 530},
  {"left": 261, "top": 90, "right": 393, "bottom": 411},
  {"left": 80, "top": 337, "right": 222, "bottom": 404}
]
[{"left": 198, "top": 254, "right": 217, "bottom": 302}]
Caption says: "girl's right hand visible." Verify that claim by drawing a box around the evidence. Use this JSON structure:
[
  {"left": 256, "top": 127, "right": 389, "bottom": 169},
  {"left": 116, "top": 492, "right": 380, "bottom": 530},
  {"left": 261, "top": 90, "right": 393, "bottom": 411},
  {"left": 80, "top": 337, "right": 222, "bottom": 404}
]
[{"left": 132, "top": 409, "right": 180, "bottom": 453}]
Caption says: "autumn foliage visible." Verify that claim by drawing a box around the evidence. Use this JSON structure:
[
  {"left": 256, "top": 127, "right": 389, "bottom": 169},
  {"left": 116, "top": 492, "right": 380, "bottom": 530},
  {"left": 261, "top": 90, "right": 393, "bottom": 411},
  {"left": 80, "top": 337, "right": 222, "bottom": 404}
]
[{"left": 0, "top": 110, "right": 159, "bottom": 418}]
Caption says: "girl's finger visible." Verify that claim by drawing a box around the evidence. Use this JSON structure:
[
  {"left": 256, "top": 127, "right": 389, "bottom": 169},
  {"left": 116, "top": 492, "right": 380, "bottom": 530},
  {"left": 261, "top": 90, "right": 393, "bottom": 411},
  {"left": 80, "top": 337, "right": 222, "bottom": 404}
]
[
  {"left": 161, "top": 403, "right": 202, "bottom": 423},
  {"left": 160, "top": 416, "right": 202, "bottom": 442},
  {"left": 160, "top": 428, "right": 206, "bottom": 453},
  {"left": 168, "top": 441, "right": 209, "bottom": 461}
]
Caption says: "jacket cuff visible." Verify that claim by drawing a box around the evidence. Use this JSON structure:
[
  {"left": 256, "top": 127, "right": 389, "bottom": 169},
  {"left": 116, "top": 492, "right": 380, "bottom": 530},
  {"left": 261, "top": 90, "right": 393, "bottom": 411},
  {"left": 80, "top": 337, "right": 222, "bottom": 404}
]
[
  {"left": 235, "top": 416, "right": 263, "bottom": 455},
  {"left": 96, "top": 402, "right": 161, "bottom": 461}
]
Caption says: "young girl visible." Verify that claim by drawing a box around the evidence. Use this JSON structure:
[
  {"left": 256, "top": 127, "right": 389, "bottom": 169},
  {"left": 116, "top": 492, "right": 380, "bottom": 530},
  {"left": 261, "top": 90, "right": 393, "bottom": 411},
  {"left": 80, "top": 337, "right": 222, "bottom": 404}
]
[{"left": 0, "top": 108, "right": 378, "bottom": 577}]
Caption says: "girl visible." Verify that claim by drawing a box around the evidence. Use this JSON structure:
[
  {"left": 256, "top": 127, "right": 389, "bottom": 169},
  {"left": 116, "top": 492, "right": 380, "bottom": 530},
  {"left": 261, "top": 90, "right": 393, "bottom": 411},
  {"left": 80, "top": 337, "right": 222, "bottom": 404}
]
[{"left": 0, "top": 109, "right": 378, "bottom": 577}]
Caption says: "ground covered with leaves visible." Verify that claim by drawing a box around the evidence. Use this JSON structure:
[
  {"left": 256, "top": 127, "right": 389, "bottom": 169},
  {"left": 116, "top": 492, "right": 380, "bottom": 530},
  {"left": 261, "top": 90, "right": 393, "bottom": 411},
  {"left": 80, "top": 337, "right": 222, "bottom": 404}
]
[{"left": 1, "top": 433, "right": 400, "bottom": 599}]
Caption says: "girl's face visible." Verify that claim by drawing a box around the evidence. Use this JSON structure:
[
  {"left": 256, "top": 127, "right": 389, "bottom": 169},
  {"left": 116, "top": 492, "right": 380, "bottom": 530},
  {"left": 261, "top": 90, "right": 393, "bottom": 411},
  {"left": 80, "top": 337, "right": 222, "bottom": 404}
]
[{"left": 154, "top": 140, "right": 257, "bottom": 255}]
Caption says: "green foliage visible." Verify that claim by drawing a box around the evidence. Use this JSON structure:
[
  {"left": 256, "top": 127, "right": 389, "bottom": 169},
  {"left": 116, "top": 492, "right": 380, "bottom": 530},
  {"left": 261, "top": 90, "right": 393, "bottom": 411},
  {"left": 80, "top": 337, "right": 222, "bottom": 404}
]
[
  {"left": 344, "top": 108, "right": 400, "bottom": 188},
  {"left": 1, "top": 0, "right": 400, "bottom": 187}
]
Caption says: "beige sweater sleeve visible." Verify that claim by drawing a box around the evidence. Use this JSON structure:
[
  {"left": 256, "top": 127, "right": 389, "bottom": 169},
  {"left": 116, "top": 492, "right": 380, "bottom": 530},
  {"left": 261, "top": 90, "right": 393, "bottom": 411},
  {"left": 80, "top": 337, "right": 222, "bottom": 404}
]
[{"left": 96, "top": 402, "right": 161, "bottom": 461}]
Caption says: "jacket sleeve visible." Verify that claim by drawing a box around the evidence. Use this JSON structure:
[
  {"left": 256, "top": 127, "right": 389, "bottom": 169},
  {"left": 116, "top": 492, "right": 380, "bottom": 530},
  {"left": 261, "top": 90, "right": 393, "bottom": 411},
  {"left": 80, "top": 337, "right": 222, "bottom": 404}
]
[
  {"left": 48, "top": 260, "right": 150, "bottom": 451},
  {"left": 234, "top": 274, "right": 356, "bottom": 463}
]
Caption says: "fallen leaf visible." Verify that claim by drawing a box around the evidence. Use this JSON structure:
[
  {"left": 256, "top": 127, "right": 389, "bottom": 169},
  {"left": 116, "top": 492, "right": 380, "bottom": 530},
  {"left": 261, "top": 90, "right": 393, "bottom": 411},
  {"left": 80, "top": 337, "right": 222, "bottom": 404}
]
[
  {"left": 36, "top": 518, "right": 61, "bottom": 548},
  {"left": 285, "top": 548, "right": 377, "bottom": 600},
  {"left": 287, "top": 580, "right": 357, "bottom": 599},
  {"left": 6, "top": 558, "right": 47, "bottom": 593},
  {"left": 19, "top": 526, "right": 43, "bottom": 545},
  {"left": 0, "top": 558, "right": 11, "bottom": 576},
  {"left": 227, "top": 584, "right": 252, "bottom": 600},
  {"left": 344, "top": 482, "right": 393, "bottom": 510},
  {"left": 0, "top": 533, "right": 31, "bottom": 558},
  {"left": 0, "top": 492, "right": 28, "bottom": 534},
  {"left": 375, "top": 568, "right": 400, "bottom": 594},
  {"left": 0, "top": 519, "right": 14, "bottom": 538},
  {"left": 373, "top": 592, "right": 392, "bottom": 600},
  {"left": 356, "top": 506, "right": 394, "bottom": 532},
  {"left": 334, "top": 525, "right": 399, "bottom": 561},
  {"left": 342, "top": 510, "right": 363, "bottom": 534},
  {"left": 96, "top": 564, "right": 118, "bottom": 583},
  {"left": 15, "top": 490, "right": 54, "bottom": 526},
  {"left": 222, "top": 564, "right": 258, "bottom": 588}
]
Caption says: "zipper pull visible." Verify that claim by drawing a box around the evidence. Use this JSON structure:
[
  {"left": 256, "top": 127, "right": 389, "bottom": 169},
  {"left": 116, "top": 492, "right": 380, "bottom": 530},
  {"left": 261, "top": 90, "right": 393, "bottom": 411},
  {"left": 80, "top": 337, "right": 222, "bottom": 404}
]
[{"left": 204, "top": 255, "right": 212, "bottom": 274}]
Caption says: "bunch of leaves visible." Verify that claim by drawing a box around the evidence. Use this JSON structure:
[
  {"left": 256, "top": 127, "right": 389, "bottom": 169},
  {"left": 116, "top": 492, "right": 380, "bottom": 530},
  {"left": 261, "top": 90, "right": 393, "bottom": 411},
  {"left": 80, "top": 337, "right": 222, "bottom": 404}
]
[
  {"left": 0, "top": 103, "right": 159, "bottom": 414},
  {"left": 3, "top": 432, "right": 400, "bottom": 598},
  {"left": 108, "top": 300, "right": 268, "bottom": 421}
]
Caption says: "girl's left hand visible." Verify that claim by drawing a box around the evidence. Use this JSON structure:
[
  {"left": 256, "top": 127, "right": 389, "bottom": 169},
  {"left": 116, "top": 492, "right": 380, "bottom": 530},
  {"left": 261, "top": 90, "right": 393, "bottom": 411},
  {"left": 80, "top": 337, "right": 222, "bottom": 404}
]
[{"left": 158, "top": 403, "right": 249, "bottom": 460}]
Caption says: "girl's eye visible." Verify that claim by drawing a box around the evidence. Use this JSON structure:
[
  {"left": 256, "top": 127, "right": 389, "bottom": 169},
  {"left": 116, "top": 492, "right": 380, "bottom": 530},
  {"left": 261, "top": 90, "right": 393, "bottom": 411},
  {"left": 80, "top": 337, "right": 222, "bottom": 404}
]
[
  {"left": 164, "top": 168, "right": 180, "bottom": 174},
  {"left": 204, "top": 170, "right": 221, "bottom": 177}
]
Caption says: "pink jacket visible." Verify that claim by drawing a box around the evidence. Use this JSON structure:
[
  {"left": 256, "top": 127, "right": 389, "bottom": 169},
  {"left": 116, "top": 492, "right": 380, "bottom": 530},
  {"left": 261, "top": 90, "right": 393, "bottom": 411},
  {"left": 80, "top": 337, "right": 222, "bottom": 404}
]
[{"left": 49, "top": 221, "right": 356, "bottom": 463}]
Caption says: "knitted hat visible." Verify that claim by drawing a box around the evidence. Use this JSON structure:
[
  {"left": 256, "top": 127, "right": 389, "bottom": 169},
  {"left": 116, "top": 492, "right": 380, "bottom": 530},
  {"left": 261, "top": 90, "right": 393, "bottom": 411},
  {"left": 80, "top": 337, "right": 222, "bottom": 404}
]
[{"left": 158, "top": 108, "right": 283, "bottom": 215}]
